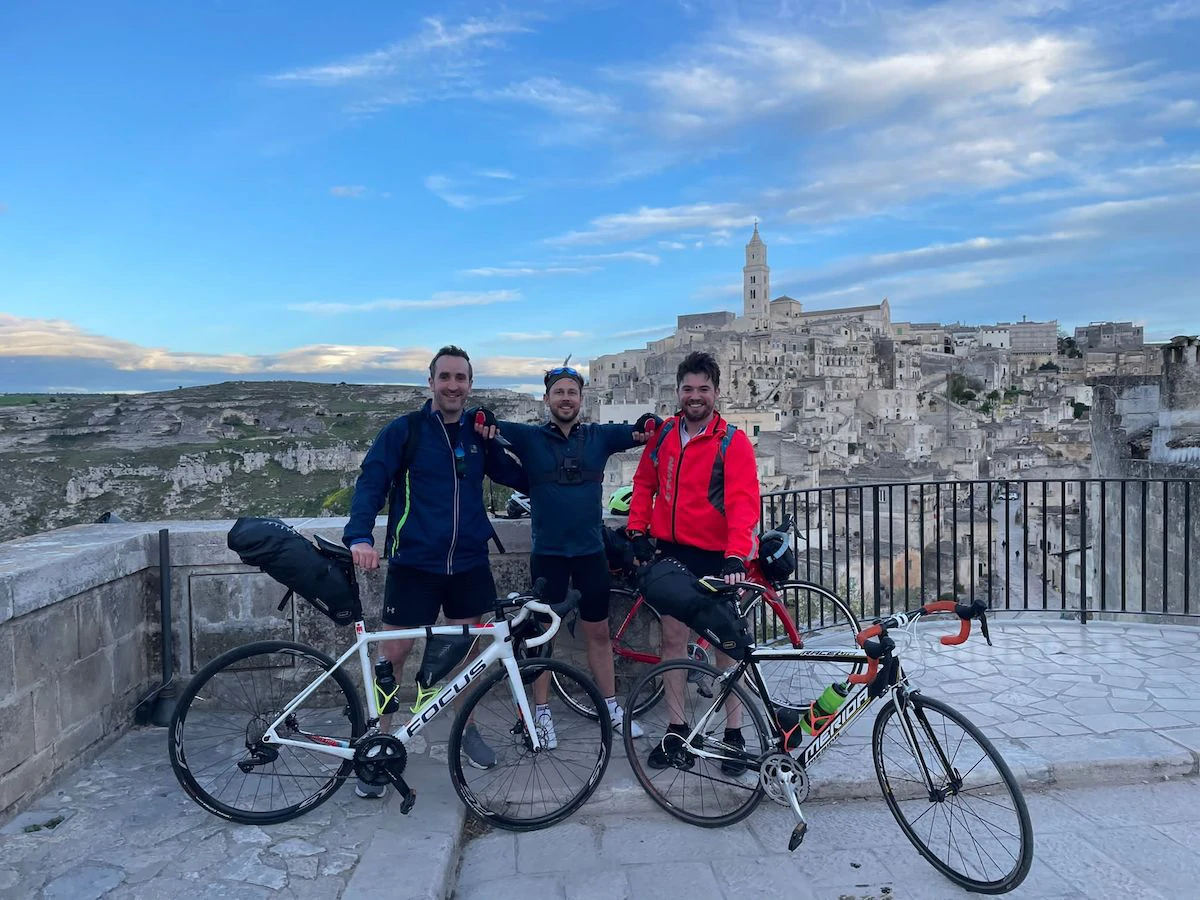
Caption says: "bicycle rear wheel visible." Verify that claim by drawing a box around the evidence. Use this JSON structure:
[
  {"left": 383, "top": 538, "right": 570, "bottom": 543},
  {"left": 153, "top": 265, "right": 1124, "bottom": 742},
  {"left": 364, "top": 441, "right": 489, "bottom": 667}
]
[
  {"left": 872, "top": 692, "right": 1033, "bottom": 894},
  {"left": 625, "top": 659, "right": 769, "bottom": 828},
  {"left": 449, "top": 657, "right": 611, "bottom": 831},
  {"left": 550, "top": 587, "right": 664, "bottom": 719},
  {"left": 168, "top": 640, "right": 365, "bottom": 825}
]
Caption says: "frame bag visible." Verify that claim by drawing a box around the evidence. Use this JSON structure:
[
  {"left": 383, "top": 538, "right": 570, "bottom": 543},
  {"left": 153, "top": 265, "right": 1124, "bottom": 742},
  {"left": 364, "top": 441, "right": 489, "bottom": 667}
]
[{"left": 227, "top": 517, "right": 362, "bottom": 626}]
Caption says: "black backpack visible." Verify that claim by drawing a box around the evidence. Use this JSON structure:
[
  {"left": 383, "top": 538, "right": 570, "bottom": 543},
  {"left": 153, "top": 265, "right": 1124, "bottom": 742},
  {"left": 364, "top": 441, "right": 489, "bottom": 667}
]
[
  {"left": 228, "top": 517, "right": 363, "bottom": 626},
  {"left": 637, "top": 556, "right": 754, "bottom": 660}
]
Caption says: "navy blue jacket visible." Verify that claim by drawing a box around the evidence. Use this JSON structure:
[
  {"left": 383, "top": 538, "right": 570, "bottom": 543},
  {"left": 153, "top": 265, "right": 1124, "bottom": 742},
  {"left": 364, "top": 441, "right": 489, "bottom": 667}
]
[
  {"left": 344, "top": 401, "right": 525, "bottom": 574},
  {"left": 498, "top": 420, "right": 638, "bottom": 557}
]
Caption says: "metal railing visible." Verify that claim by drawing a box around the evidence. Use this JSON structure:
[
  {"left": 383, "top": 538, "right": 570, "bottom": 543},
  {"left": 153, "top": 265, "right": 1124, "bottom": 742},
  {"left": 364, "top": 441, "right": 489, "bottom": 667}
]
[{"left": 762, "top": 478, "right": 1199, "bottom": 622}]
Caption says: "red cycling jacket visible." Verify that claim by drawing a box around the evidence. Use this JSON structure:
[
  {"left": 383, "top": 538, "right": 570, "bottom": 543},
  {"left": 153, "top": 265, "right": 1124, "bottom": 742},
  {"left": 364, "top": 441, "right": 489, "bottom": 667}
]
[{"left": 628, "top": 412, "right": 760, "bottom": 560}]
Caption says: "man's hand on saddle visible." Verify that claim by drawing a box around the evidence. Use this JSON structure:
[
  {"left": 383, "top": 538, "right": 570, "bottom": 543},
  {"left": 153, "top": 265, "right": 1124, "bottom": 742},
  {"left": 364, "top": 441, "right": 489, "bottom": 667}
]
[
  {"left": 473, "top": 407, "right": 499, "bottom": 440},
  {"left": 351, "top": 542, "right": 380, "bottom": 571},
  {"left": 721, "top": 556, "right": 747, "bottom": 585},
  {"left": 632, "top": 412, "right": 662, "bottom": 444}
]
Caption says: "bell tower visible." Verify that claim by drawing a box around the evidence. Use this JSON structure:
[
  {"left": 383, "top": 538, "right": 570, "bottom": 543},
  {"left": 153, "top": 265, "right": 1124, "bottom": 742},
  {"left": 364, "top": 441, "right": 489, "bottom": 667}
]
[{"left": 743, "top": 221, "right": 769, "bottom": 330}]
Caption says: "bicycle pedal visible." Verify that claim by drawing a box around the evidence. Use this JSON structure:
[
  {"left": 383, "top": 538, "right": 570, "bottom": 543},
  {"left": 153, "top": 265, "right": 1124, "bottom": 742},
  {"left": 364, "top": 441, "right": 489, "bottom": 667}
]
[
  {"left": 399, "top": 789, "right": 417, "bottom": 815},
  {"left": 788, "top": 822, "right": 807, "bottom": 851}
]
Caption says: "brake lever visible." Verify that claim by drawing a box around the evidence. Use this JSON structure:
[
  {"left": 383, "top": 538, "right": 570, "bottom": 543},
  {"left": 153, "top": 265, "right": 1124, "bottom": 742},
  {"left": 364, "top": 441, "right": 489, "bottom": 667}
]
[{"left": 978, "top": 612, "right": 992, "bottom": 646}]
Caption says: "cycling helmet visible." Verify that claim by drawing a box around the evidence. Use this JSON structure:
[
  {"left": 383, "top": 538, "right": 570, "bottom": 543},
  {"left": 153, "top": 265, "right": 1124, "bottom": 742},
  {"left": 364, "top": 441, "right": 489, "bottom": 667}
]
[
  {"left": 758, "top": 530, "right": 795, "bottom": 582},
  {"left": 607, "top": 485, "right": 633, "bottom": 516}
]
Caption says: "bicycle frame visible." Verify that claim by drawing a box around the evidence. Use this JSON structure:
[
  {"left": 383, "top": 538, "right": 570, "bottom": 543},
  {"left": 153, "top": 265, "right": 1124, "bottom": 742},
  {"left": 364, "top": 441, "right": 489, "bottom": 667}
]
[
  {"left": 261, "top": 616, "right": 545, "bottom": 759},
  {"left": 612, "top": 574, "right": 805, "bottom": 666}
]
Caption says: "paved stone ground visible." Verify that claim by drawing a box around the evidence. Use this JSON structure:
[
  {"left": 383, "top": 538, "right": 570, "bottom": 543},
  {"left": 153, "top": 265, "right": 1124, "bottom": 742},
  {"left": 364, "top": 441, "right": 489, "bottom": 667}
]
[
  {"left": 3, "top": 618, "right": 1200, "bottom": 899},
  {"left": 455, "top": 779, "right": 1200, "bottom": 899}
]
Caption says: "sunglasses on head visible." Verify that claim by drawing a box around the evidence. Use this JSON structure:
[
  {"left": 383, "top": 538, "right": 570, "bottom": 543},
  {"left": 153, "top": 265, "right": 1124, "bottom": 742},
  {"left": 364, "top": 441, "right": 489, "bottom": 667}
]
[{"left": 544, "top": 365, "right": 582, "bottom": 385}]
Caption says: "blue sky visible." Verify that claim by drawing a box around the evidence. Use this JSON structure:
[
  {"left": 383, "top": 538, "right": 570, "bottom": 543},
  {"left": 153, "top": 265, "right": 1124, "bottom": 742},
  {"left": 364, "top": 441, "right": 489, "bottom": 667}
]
[{"left": 1, "top": 0, "right": 1198, "bottom": 393}]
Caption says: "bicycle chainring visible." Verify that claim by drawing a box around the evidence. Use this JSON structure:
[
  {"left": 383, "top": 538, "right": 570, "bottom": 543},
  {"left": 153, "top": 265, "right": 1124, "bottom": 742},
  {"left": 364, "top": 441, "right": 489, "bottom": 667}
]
[
  {"left": 759, "top": 752, "right": 810, "bottom": 807},
  {"left": 353, "top": 734, "right": 408, "bottom": 787}
]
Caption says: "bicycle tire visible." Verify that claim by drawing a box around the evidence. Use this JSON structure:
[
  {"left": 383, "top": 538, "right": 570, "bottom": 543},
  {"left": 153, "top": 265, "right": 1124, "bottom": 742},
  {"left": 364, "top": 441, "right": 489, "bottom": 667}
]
[
  {"left": 625, "top": 659, "right": 769, "bottom": 828},
  {"left": 550, "top": 587, "right": 664, "bottom": 719},
  {"left": 168, "top": 640, "right": 365, "bottom": 825},
  {"left": 448, "top": 657, "right": 612, "bottom": 831},
  {"left": 872, "top": 692, "right": 1033, "bottom": 894}
]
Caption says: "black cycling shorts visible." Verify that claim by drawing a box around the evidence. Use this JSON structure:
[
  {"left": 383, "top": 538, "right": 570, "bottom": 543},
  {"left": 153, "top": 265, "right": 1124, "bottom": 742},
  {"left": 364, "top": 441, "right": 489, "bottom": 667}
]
[
  {"left": 655, "top": 540, "right": 727, "bottom": 580},
  {"left": 530, "top": 552, "right": 612, "bottom": 623},
  {"left": 382, "top": 563, "right": 496, "bottom": 627}
]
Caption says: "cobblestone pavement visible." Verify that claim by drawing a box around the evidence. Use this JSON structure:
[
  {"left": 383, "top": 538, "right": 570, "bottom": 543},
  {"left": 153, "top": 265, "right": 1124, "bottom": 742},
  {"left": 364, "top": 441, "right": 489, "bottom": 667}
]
[{"left": 3, "top": 618, "right": 1200, "bottom": 899}]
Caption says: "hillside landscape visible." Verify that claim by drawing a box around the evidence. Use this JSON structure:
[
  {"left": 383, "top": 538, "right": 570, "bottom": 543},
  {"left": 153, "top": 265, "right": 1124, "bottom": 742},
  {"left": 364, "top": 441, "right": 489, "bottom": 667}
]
[{"left": 0, "top": 381, "right": 543, "bottom": 543}]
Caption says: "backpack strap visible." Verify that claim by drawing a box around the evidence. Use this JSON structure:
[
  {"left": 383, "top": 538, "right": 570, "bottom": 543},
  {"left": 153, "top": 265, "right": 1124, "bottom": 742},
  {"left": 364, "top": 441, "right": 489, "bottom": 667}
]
[
  {"left": 649, "top": 418, "right": 677, "bottom": 467},
  {"left": 399, "top": 408, "right": 425, "bottom": 474}
]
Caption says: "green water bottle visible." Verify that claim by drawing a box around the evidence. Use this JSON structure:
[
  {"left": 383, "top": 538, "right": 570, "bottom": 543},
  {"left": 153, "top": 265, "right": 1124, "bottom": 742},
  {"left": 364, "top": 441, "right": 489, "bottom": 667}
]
[{"left": 800, "top": 681, "right": 850, "bottom": 736}]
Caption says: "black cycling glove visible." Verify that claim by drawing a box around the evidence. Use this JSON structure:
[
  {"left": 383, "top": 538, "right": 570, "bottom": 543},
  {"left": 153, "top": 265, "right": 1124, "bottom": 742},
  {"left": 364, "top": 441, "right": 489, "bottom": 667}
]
[
  {"left": 629, "top": 532, "right": 655, "bottom": 563},
  {"left": 633, "top": 413, "right": 663, "bottom": 434},
  {"left": 720, "top": 557, "right": 747, "bottom": 578},
  {"left": 474, "top": 407, "right": 498, "bottom": 429}
]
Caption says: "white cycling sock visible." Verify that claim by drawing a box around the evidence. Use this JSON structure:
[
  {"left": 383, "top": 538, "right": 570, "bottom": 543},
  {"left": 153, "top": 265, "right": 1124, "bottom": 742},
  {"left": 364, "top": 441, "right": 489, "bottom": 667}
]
[{"left": 605, "top": 696, "right": 619, "bottom": 714}]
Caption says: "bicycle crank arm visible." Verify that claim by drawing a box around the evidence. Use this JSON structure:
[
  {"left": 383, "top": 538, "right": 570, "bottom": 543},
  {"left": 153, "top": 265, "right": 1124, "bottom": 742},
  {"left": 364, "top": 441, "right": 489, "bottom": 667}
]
[
  {"left": 387, "top": 773, "right": 417, "bottom": 814},
  {"left": 781, "top": 773, "right": 808, "bottom": 851}
]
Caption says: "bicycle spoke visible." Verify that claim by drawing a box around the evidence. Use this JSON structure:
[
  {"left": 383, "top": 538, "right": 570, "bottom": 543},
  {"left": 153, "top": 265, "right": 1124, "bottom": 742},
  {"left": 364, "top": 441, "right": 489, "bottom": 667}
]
[{"left": 872, "top": 694, "right": 1032, "bottom": 893}]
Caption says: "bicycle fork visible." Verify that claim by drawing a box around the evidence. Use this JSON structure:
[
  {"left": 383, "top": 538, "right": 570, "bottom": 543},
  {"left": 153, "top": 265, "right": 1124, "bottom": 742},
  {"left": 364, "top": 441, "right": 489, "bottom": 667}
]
[{"left": 891, "top": 688, "right": 957, "bottom": 800}]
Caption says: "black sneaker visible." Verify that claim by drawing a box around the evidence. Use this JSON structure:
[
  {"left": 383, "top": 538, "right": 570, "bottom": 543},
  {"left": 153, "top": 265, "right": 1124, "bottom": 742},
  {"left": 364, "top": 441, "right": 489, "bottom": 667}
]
[
  {"left": 647, "top": 725, "right": 696, "bottom": 770},
  {"left": 721, "top": 729, "right": 749, "bottom": 776}
]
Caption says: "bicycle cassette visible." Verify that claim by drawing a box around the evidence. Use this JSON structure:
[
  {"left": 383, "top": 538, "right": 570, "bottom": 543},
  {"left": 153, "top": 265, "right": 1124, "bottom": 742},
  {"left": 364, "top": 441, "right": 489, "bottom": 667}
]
[
  {"left": 354, "top": 734, "right": 408, "bottom": 787},
  {"left": 759, "top": 752, "right": 810, "bottom": 807}
]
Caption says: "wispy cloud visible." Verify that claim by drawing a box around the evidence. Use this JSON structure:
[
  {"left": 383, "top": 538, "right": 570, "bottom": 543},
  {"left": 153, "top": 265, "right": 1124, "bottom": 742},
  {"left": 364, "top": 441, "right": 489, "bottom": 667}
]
[
  {"left": 476, "top": 355, "right": 589, "bottom": 379},
  {"left": 329, "top": 185, "right": 366, "bottom": 198},
  {"left": 549, "top": 202, "right": 755, "bottom": 245},
  {"left": 269, "top": 15, "right": 531, "bottom": 87},
  {"left": 476, "top": 168, "right": 517, "bottom": 180},
  {"left": 425, "top": 174, "right": 523, "bottom": 210},
  {"left": 567, "top": 251, "right": 661, "bottom": 265},
  {"left": 462, "top": 265, "right": 599, "bottom": 277},
  {"left": 481, "top": 76, "right": 620, "bottom": 119},
  {"left": 611, "top": 324, "right": 675, "bottom": 338},
  {"left": 498, "top": 329, "right": 588, "bottom": 341},
  {"left": 289, "top": 290, "right": 521, "bottom": 315}
]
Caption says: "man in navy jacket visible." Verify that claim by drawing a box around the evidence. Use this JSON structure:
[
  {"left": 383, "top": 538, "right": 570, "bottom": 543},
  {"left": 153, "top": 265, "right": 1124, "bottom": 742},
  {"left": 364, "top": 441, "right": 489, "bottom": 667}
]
[
  {"left": 480, "top": 364, "right": 658, "bottom": 745},
  {"left": 344, "top": 346, "right": 525, "bottom": 788}
]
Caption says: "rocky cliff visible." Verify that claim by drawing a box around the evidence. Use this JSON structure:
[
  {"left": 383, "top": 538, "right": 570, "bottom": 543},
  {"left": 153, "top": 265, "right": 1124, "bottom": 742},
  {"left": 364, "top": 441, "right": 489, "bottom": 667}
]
[{"left": 0, "top": 381, "right": 543, "bottom": 543}]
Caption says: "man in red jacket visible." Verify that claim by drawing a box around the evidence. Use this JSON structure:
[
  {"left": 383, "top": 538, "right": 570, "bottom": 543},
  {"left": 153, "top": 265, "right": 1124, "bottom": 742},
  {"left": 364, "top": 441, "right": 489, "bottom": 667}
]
[{"left": 626, "top": 350, "right": 761, "bottom": 771}]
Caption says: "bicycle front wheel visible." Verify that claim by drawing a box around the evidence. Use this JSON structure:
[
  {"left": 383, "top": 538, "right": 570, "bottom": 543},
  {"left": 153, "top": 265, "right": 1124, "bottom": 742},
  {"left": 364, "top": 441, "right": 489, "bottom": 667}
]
[
  {"left": 551, "top": 587, "right": 664, "bottom": 719},
  {"left": 625, "top": 659, "right": 769, "bottom": 828},
  {"left": 168, "top": 640, "right": 365, "bottom": 825},
  {"left": 872, "top": 692, "right": 1033, "bottom": 894},
  {"left": 449, "top": 657, "right": 612, "bottom": 831}
]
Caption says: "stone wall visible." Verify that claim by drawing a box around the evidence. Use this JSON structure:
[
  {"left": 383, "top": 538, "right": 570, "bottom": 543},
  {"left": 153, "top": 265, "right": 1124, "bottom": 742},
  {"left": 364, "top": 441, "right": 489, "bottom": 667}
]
[
  {"left": 0, "top": 526, "right": 159, "bottom": 820},
  {"left": 0, "top": 517, "right": 534, "bottom": 822},
  {"left": 1089, "top": 371, "right": 1200, "bottom": 613}
]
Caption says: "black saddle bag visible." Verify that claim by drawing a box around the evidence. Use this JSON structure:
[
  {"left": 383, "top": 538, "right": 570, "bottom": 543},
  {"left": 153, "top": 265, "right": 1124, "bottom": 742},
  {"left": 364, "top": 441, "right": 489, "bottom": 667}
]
[
  {"left": 227, "top": 517, "right": 362, "bottom": 626},
  {"left": 637, "top": 557, "right": 754, "bottom": 660}
]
